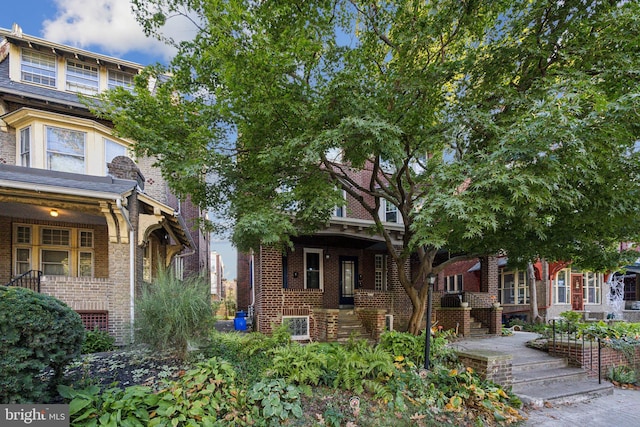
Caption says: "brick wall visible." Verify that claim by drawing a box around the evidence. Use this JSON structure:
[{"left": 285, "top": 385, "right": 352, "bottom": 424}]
[
  {"left": 354, "top": 289, "right": 392, "bottom": 309},
  {"left": 551, "top": 341, "right": 640, "bottom": 380},
  {"left": 236, "top": 252, "right": 252, "bottom": 312},
  {"left": 355, "top": 308, "right": 386, "bottom": 340},
  {"left": 436, "top": 307, "right": 471, "bottom": 336},
  {"left": 0, "top": 121, "right": 15, "bottom": 165},
  {"left": 313, "top": 308, "right": 339, "bottom": 341},
  {"left": 457, "top": 350, "right": 513, "bottom": 388}
]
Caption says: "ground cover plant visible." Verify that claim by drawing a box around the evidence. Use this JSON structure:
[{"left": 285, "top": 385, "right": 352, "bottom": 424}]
[{"left": 58, "top": 326, "right": 524, "bottom": 426}]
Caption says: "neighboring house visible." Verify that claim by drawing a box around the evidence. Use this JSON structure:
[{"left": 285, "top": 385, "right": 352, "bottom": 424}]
[
  {"left": 0, "top": 24, "right": 209, "bottom": 343},
  {"left": 210, "top": 250, "right": 224, "bottom": 300}
]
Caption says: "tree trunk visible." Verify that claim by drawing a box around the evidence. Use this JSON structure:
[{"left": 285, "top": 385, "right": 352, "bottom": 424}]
[
  {"left": 527, "top": 262, "right": 542, "bottom": 323},
  {"left": 407, "top": 291, "right": 428, "bottom": 335}
]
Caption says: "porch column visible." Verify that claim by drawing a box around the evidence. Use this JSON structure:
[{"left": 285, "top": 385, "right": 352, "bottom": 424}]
[
  {"left": 255, "top": 245, "right": 283, "bottom": 335},
  {"left": 480, "top": 256, "right": 499, "bottom": 296}
]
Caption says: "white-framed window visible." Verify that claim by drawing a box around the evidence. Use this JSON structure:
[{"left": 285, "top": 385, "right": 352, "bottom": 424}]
[
  {"left": 375, "top": 254, "right": 387, "bottom": 291},
  {"left": 583, "top": 272, "right": 603, "bottom": 304},
  {"left": 499, "top": 270, "right": 529, "bottom": 304},
  {"left": 66, "top": 60, "right": 99, "bottom": 94},
  {"left": 46, "top": 126, "right": 86, "bottom": 173},
  {"left": 303, "top": 248, "right": 323, "bottom": 290},
  {"left": 107, "top": 69, "right": 135, "bottom": 90},
  {"left": 21, "top": 49, "right": 56, "bottom": 87},
  {"left": 334, "top": 189, "right": 347, "bottom": 217},
  {"left": 282, "top": 316, "right": 310, "bottom": 340},
  {"left": 105, "top": 138, "right": 127, "bottom": 172},
  {"left": 379, "top": 199, "right": 402, "bottom": 224},
  {"left": 20, "top": 127, "right": 31, "bottom": 166},
  {"left": 554, "top": 269, "right": 571, "bottom": 304},
  {"left": 444, "top": 274, "right": 463, "bottom": 293},
  {"left": 13, "top": 224, "right": 94, "bottom": 277}
]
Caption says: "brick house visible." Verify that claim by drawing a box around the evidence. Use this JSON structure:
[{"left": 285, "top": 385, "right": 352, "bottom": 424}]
[{"left": 0, "top": 24, "right": 210, "bottom": 343}]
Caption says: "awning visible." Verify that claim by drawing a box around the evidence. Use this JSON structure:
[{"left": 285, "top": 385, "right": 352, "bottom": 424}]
[{"left": 468, "top": 257, "right": 508, "bottom": 272}]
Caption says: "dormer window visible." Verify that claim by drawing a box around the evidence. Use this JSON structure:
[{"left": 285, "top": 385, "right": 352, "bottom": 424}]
[
  {"left": 66, "top": 60, "right": 99, "bottom": 95},
  {"left": 108, "top": 69, "right": 134, "bottom": 91},
  {"left": 21, "top": 49, "right": 56, "bottom": 87}
]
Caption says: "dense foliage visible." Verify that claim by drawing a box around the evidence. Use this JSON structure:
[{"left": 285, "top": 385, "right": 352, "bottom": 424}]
[
  {"left": 60, "top": 328, "right": 524, "bottom": 426},
  {"left": 0, "top": 286, "right": 84, "bottom": 403},
  {"left": 135, "top": 269, "right": 214, "bottom": 360},
  {"left": 96, "top": 0, "right": 640, "bottom": 334},
  {"left": 82, "top": 327, "right": 116, "bottom": 354}
]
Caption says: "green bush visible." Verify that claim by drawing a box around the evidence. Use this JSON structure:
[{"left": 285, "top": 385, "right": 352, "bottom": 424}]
[
  {"left": 247, "top": 379, "right": 303, "bottom": 426},
  {"left": 607, "top": 365, "right": 637, "bottom": 385},
  {"left": 0, "top": 286, "right": 84, "bottom": 403},
  {"left": 135, "top": 269, "right": 214, "bottom": 360},
  {"left": 82, "top": 327, "right": 116, "bottom": 354}
]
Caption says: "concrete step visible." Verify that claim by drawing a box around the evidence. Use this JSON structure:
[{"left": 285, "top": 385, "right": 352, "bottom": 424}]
[
  {"left": 470, "top": 321, "right": 483, "bottom": 328},
  {"left": 512, "top": 358, "right": 568, "bottom": 374},
  {"left": 469, "top": 328, "right": 488, "bottom": 337},
  {"left": 515, "top": 378, "right": 613, "bottom": 407},
  {"left": 513, "top": 366, "right": 588, "bottom": 389}
]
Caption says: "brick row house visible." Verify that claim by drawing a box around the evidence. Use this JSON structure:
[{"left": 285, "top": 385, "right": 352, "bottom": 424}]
[{"left": 0, "top": 25, "right": 210, "bottom": 343}]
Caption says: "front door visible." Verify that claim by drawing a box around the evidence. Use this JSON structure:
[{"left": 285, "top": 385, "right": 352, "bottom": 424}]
[
  {"left": 571, "top": 275, "right": 584, "bottom": 311},
  {"left": 339, "top": 256, "right": 358, "bottom": 306}
]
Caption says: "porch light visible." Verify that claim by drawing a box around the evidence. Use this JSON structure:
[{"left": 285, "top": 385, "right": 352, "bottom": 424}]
[
  {"left": 424, "top": 273, "right": 436, "bottom": 370},
  {"left": 50, "top": 209, "right": 59, "bottom": 217}
]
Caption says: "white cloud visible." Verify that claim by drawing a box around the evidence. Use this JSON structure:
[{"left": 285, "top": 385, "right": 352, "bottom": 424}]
[{"left": 41, "top": 0, "right": 197, "bottom": 62}]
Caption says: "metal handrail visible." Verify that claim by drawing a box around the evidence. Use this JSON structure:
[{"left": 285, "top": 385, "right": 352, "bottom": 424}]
[
  {"left": 551, "top": 319, "right": 602, "bottom": 384},
  {"left": 5, "top": 270, "right": 42, "bottom": 293}
]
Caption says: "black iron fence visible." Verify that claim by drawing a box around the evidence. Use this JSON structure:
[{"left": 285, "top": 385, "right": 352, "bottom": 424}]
[{"left": 4, "top": 270, "right": 42, "bottom": 293}]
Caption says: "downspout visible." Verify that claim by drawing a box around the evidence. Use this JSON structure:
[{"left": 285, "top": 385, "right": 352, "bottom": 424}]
[{"left": 116, "top": 198, "right": 135, "bottom": 343}]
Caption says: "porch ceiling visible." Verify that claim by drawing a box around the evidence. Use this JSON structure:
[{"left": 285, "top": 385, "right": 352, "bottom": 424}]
[{"left": 0, "top": 200, "right": 107, "bottom": 224}]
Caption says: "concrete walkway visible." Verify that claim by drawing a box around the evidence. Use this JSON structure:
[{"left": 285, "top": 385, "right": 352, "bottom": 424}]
[{"left": 452, "top": 332, "right": 640, "bottom": 426}]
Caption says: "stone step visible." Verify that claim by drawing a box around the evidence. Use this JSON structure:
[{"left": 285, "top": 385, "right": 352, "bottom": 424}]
[
  {"left": 470, "top": 321, "right": 483, "bottom": 328},
  {"left": 515, "top": 378, "right": 613, "bottom": 407},
  {"left": 469, "top": 328, "right": 488, "bottom": 337},
  {"left": 513, "top": 366, "right": 587, "bottom": 389},
  {"left": 512, "top": 358, "right": 568, "bottom": 374}
]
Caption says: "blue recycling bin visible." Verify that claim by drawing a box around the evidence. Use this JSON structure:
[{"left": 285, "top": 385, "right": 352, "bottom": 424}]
[{"left": 234, "top": 310, "right": 247, "bottom": 331}]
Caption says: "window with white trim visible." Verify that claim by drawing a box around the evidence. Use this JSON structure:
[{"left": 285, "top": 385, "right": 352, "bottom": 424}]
[
  {"left": 20, "top": 127, "right": 31, "bottom": 167},
  {"left": 108, "top": 69, "right": 135, "bottom": 91},
  {"left": 13, "top": 224, "right": 94, "bottom": 277},
  {"left": 379, "top": 199, "right": 402, "bottom": 224},
  {"left": 66, "top": 60, "right": 99, "bottom": 94},
  {"left": 282, "top": 316, "right": 310, "bottom": 340},
  {"left": 499, "top": 270, "right": 529, "bottom": 304},
  {"left": 554, "top": 269, "right": 570, "bottom": 304},
  {"left": 334, "top": 189, "right": 347, "bottom": 217},
  {"left": 583, "top": 272, "right": 603, "bottom": 304},
  {"left": 304, "top": 248, "right": 323, "bottom": 290},
  {"left": 444, "top": 274, "right": 463, "bottom": 293},
  {"left": 21, "top": 49, "right": 56, "bottom": 87},
  {"left": 375, "top": 254, "right": 387, "bottom": 291},
  {"left": 46, "top": 126, "right": 86, "bottom": 173}
]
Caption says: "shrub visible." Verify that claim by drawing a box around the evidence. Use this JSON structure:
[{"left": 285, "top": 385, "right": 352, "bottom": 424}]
[
  {"left": 82, "top": 327, "right": 116, "bottom": 354},
  {"left": 608, "top": 365, "right": 637, "bottom": 385},
  {"left": 0, "top": 286, "right": 84, "bottom": 403},
  {"left": 135, "top": 269, "right": 214, "bottom": 360},
  {"left": 247, "top": 379, "right": 303, "bottom": 426}
]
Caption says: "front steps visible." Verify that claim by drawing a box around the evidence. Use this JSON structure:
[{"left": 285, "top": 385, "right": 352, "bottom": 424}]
[
  {"left": 337, "top": 309, "right": 371, "bottom": 343},
  {"left": 512, "top": 353, "right": 613, "bottom": 406}
]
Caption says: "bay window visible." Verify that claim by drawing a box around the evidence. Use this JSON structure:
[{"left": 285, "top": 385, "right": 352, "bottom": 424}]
[{"left": 46, "top": 126, "right": 86, "bottom": 173}]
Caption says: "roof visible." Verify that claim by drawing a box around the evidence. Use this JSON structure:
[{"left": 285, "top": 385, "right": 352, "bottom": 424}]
[
  {"left": 468, "top": 257, "right": 509, "bottom": 272},
  {"left": 0, "top": 163, "right": 136, "bottom": 197}
]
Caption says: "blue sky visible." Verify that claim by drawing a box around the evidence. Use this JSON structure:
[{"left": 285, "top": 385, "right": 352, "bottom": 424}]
[{"left": 2, "top": 0, "right": 238, "bottom": 279}]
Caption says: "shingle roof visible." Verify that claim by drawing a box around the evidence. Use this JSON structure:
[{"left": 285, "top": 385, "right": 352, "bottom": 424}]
[{"left": 0, "top": 164, "right": 136, "bottom": 196}]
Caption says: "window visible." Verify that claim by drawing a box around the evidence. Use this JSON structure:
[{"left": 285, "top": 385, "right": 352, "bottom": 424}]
[
  {"left": 66, "top": 60, "right": 99, "bottom": 94},
  {"left": 334, "top": 190, "right": 346, "bottom": 217},
  {"left": 375, "top": 254, "right": 387, "bottom": 291},
  {"left": 108, "top": 70, "right": 135, "bottom": 90},
  {"left": 499, "top": 270, "right": 529, "bottom": 304},
  {"left": 444, "top": 274, "right": 463, "bottom": 293},
  {"left": 379, "top": 199, "right": 402, "bottom": 223},
  {"left": 13, "top": 224, "right": 94, "bottom": 277},
  {"left": 282, "top": 255, "right": 288, "bottom": 288},
  {"left": 583, "top": 272, "right": 602, "bottom": 304},
  {"left": 46, "top": 126, "right": 86, "bottom": 173},
  {"left": 21, "top": 49, "right": 56, "bottom": 87},
  {"left": 304, "top": 248, "right": 323, "bottom": 289},
  {"left": 554, "top": 269, "right": 570, "bottom": 304},
  {"left": 282, "top": 316, "right": 309, "bottom": 340},
  {"left": 20, "top": 127, "right": 31, "bottom": 166},
  {"left": 105, "top": 138, "right": 127, "bottom": 172}
]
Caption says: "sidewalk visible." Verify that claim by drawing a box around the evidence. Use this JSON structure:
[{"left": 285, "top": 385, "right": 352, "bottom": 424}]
[{"left": 452, "top": 332, "right": 640, "bottom": 426}]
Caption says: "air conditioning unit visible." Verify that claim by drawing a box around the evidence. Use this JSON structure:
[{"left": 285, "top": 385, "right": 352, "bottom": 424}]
[
  {"left": 385, "top": 314, "right": 394, "bottom": 331},
  {"left": 631, "top": 301, "right": 640, "bottom": 310}
]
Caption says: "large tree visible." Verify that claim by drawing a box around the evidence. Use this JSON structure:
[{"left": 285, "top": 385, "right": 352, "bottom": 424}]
[{"left": 95, "top": 0, "right": 640, "bottom": 334}]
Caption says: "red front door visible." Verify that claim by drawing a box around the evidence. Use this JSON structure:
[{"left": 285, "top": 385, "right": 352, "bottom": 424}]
[{"left": 571, "top": 275, "right": 584, "bottom": 311}]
